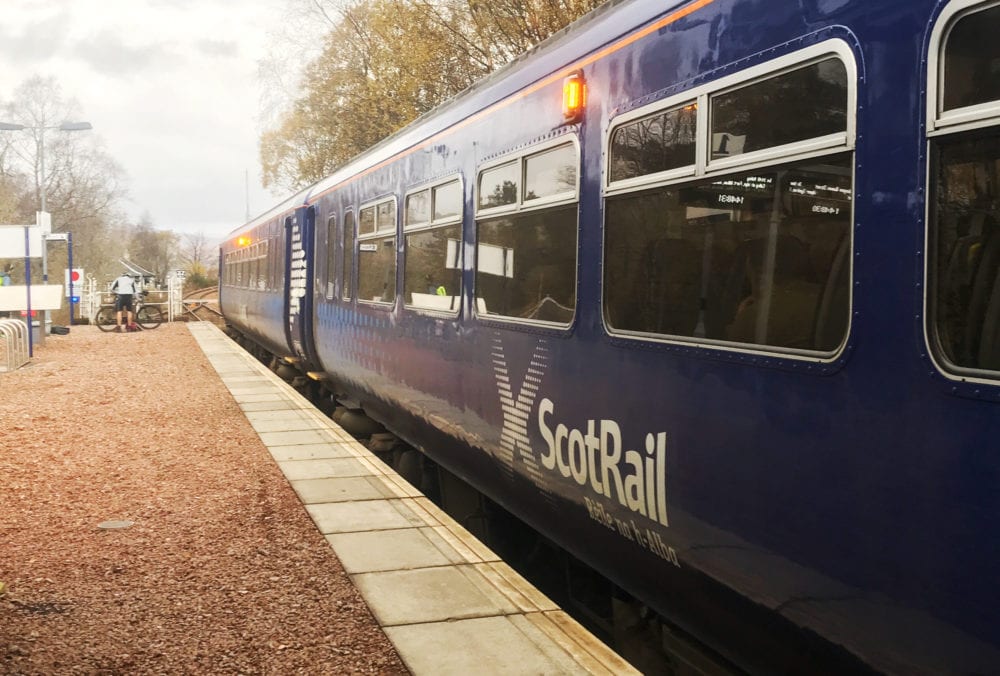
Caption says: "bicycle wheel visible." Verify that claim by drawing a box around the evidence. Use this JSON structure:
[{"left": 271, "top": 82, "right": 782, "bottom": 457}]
[
  {"left": 136, "top": 305, "right": 163, "bottom": 329},
  {"left": 95, "top": 307, "right": 118, "bottom": 332}
]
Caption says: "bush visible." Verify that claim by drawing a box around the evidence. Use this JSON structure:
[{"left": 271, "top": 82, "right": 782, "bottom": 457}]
[{"left": 183, "top": 271, "right": 218, "bottom": 294}]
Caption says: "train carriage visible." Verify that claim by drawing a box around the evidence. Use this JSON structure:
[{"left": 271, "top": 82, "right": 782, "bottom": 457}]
[{"left": 222, "top": 0, "right": 1000, "bottom": 671}]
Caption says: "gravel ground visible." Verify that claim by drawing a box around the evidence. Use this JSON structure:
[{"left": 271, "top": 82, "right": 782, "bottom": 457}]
[{"left": 0, "top": 323, "right": 408, "bottom": 675}]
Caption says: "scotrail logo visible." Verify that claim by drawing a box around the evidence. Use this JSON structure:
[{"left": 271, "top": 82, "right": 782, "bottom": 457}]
[
  {"left": 490, "top": 335, "right": 549, "bottom": 486},
  {"left": 491, "top": 334, "right": 670, "bottom": 529}
]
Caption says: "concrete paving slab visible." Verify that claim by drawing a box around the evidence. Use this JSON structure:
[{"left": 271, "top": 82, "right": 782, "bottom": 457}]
[
  {"left": 277, "top": 457, "right": 371, "bottom": 481},
  {"left": 524, "top": 611, "right": 635, "bottom": 675},
  {"left": 475, "top": 561, "right": 559, "bottom": 614},
  {"left": 249, "top": 417, "right": 321, "bottom": 433},
  {"left": 327, "top": 527, "right": 466, "bottom": 573},
  {"left": 371, "top": 474, "right": 423, "bottom": 499},
  {"left": 220, "top": 373, "right": 265, "bottom": 381},
  {"left": 268, "top": 442, "right": 357, "bottom": 461},
  {"left": 228, "top": 384, "right": 281, "bottom": 396},
  {"left": 232, "top": 392, "right": 290, "bottom": 403},
  {"left": 306, "top": 499, "right": 424, "bottom": 533},
  {"left": 258, "top": 429, "right": 338, "bottom": 447},
  {"left": 384, "top": 615, "right": 581, "bottom": 676},
  {"left": 244, "top": 410, "right": 313, "bottom": 423},
  {"left": 239, "top": 400, "right": 301, "bottom": 412},
  {"left": 291, "top": 476, "right": 394, "bottom": 503},
  {"left": 352, "top": 565, "right": 517, "bottom": 626}
]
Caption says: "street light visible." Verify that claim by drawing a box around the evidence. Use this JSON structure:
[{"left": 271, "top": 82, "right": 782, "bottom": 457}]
[{"left": 0, "top": 119, "right": 92, "bottom": 330}]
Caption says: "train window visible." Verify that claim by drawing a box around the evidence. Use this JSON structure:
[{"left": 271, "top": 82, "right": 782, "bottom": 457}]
[
  {"left": 326, "top": 215, "right": 337, "bottom": 299},
  {"left": 404, "top": 225, "right": 462, "bottom": 312},
  {"left": 605, "top": 154, "right": 852, "bottom": 352},
  {"left": 377, "top": 200, "right": 396, "bottom": 233},
  {"left": 342, "top": 210, "right": 354, "bottom": 301},
  {"left": 249, "top": 244, "right": 258, "bottom": 290},
  {"left": 524, "top": 143, "right": 577, "bottom": 201},
  {"left": 710, "top": 58, "right": 847, "bottom": 161},
  {"left": 610, "top": 103, "right": 697, "bottom": 182},
  {"left": 927, "top": 1, "right": 1000, "bottom": 378},
  {"left": 269, "top": 235, "right": 277, "bottom": 290},
  {"left": 405, "top": 189, "right": 430, "bottom": 227},
  {"left": 360, "top": 205, "right": 376, "bottom": 235},
  {"left": 477, "top": 206, "right": 577, "bottom": 322},
  {"left": 479, "top": 161, "right": 519, "bottom": 209},
  {"left": 941, "top": 4, "right": 1000, "bottom": 112},
  {"left": 404, "top": 177, "right": 463, "bottom": 313},
  {"left": 433, "top": 180, "right": 462, "bottom": 220},
  {"left": 929, "top": 131, "right": 1000, "bottom": 374},
  {"left": 358, "top": 197, "right": 397, "bottom": 305},
  {"left": 475, "top": 140, "right": 579, "bottom": 324}
]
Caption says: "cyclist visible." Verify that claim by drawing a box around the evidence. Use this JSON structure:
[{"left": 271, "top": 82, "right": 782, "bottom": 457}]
[{"left": 111, "top": 272, "right": 138, "bottom": 333}]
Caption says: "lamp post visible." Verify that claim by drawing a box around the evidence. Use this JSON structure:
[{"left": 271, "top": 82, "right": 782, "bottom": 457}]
[{"left": 0, "top": 120, "right": 92, "bottom": 330}]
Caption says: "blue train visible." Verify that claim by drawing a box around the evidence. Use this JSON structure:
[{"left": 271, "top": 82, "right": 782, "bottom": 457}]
[{"left": 221, "top": 0, "right": 1000, "bottom": 671}]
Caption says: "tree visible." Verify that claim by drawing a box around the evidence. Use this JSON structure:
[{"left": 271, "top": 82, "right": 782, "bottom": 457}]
[
  {"left": 261, "top": 0, "right": 605, "bottom": 190},
  {"left": 128, "top": 214, "right": 179, "bottom": 286},
  {"left": 181, "top": 232, "right": 213, "bottom": 272},
  {"left": 0, "top": 76, "right": 130, "bottom": 284}
]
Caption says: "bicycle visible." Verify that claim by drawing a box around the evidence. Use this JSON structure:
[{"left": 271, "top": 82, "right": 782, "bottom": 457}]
[{"left": 95, "top": 290, "right": 164, "bottom": 332}]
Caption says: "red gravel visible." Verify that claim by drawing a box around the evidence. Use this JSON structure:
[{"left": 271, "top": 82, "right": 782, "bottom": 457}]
[{"left": 0, "top": 323, "right": 408, "bottom": 674}]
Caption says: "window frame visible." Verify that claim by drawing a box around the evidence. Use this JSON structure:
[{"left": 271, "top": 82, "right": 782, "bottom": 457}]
[
  {"left": 357, "top": 195, "right": 398, "bottom": 307},
  {"left": 325, "top": 213, "right": 337, "bottom": 300},
  {"left": 341, "top": 208, "right": 356, "bottom": 302},
  {"left": 604, "top": 39, "right": 857, "bottom": 197},
  {"left": 405, "top": 175, "right": 464, "bottom": 234},
  {"left": 927, "top": 0, "right": 1000, "bottom": 136},
  {"left": 474, "top": 136, "right": 581, "bottom": 327},
  {"left": 476, "top": 136, "right": 581, "bottom": 219},
  {"left": 403, "top": 175, "right": 464, "bottom": 314},
  {"left": 925, "top": 0, "right": 1000, "bottom": 384},
  {"left": 601, "top": 40, "right": 858, "bottom": 361}
]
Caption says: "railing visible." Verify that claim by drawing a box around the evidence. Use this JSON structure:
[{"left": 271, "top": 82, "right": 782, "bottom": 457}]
[{"left": 0, "top": 318, "right": 30, "bottom": 372}]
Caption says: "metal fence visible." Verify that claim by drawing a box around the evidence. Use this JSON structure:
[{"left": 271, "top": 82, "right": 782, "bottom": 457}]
[
  {"left": 80, "top": 276, "right": 180, "bottom": 324},
  {"left": 0, "top": 318, "right": 30, "bottom": 372}
]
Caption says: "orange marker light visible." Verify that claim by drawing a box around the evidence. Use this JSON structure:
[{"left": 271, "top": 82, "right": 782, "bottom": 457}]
[
  {"left": 238, "top": 236, "right": 251, "bottom": 247},
  {"left": 563, "top": 73, "right": 585, "bottom": 122}
]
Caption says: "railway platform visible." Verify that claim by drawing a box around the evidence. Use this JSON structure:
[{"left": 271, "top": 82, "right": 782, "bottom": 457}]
[{"left": 187, "top": 323, "right": 636, "bottom": 674}]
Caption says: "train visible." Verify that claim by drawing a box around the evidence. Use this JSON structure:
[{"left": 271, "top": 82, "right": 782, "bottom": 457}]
[{"left": 220, "top": 0, "right": 1000, "bottom": 671}]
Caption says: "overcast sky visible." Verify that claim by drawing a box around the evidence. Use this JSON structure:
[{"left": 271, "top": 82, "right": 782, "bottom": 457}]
[{"left": 0, "top": 0, "right": 306, "bottom": 242}]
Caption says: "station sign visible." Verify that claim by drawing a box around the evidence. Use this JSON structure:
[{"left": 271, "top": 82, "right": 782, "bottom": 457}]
[{"left": 65, "top": 268, "right": 84, "bottom": 301}]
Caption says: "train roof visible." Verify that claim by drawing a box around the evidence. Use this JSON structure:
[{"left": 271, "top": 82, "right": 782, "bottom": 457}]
[{"left": 224, "top": 184, "right": 311, "bottom": 241}]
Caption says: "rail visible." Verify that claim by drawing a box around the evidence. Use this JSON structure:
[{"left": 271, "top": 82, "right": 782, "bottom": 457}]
[
  {"left": 181, "top": 298, "right": 222, "bottom": 321},
  {"left": 0, "top": 318, "right": 30, "bottom": 372}
]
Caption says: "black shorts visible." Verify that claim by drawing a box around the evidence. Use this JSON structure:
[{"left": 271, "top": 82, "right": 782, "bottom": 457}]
[{"left": 116, "top": 294, "right": 134, "bottom": 312}]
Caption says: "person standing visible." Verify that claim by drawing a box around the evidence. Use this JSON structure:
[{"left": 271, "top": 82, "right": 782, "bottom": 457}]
[{"left": 111, "top": 273, "right": 137, "bottom": 333}]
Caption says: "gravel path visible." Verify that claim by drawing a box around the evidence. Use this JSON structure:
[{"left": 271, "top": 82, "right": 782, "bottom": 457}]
[{"left": 0, "top": 323, "right": 408, "bottom": 674}]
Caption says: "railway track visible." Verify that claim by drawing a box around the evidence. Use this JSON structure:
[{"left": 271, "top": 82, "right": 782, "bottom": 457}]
[{"left": 181, "top": 286, "right": 223, "bottom": 325}]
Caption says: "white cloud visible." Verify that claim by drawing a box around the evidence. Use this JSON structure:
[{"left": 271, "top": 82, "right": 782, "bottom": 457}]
[{"left": 0, "top": 0, "right": 296, "bottom": 240}]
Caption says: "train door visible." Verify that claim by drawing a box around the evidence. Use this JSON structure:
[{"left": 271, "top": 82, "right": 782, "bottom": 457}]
[{"left": 284, "top": 206, "right": 319, "bottom": 366}]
